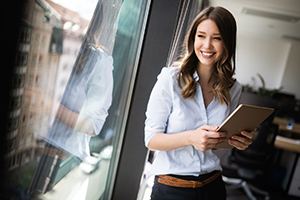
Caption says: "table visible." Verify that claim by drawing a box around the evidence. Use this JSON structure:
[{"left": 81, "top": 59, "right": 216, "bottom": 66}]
[{"left": 273, "top": 117, "right": 300, "bottom": 197}]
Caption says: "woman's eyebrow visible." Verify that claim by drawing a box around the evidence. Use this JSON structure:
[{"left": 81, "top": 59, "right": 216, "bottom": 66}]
[
  {"left": 196, "top": 31, "right": 220, "bottom": 35},
  {"left": 197, "top": 31, "right": 206, "bottom": 34}
]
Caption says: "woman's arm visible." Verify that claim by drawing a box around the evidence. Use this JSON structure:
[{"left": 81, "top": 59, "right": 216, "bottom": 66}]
[
  {"left": 56, "top": 104, "right": 95, "bottom": 136},
  {"left": 147, "top": 125, "right": 228, "bottom": 152},
  {"left": 55, "top": 51, "right": 113, "bottom": 137}
]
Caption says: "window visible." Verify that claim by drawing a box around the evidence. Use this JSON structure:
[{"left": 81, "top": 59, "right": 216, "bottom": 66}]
[
  {"left": 7, "top": 117, "right": 19, "bottom": 131},
  {"left": 26, "top": 132, "right": 31, "bottom": 146},
  {"left": 22, "top": 115, "right": 26, "bottom": 124},
  {"left": 25, "top": 95, "right": 29, "bottom": 105},
  {"left": 19, "top": 134, "right": 24, "bottom": 149},
  {"left": 11, "top": 74, "right": 25, "bottom": 88},
  {"left": 31, "top": 54, "right": 36, "bottom": 67},
  {"left": 34, "top": 33, "right": 39, "bottom": 44},
  {"left": 35, "top": 75, "right": 39, "bottom": 85},
  {"left": 5, "top": 0, "right": 151, "bottom": 199},
  {"left": 28, "top": 75, "right": 33, "bottom": 85},
  {"left": 8, "top": 153, "right": 20, "bottom": 171},
  {"left": 41, "top": 35, "right": 46, "bottom": 46},
  {"left": 9, "top": 96, "right": 22, "bottom": 110},
  {"left": 19, "top": 28, "right": 31, "bottom": 43},
  {"left": 5, "top": 138, "right": 16, "bottom": 155},
  {"left": 29, "top": 113, "right": 33, "bottom": 122},
  {"left": 38, "top": 55, "right": 43, "bottom": 66},
  {"left": 15, "top": 52, "right": 28, "bottom": 66},
  {"left": 26, "top": 29, "right": 32, "bottom": 43},
  {"left": 31, "top": 94, "right": 35, "bottom": 104}
]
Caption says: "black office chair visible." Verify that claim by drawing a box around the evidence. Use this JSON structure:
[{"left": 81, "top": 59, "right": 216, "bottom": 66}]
[{"left": 222, "top": 92, "right": 278, "bottom": 200}]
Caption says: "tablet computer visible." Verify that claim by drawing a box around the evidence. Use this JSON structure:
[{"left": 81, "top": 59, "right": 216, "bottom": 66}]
[{"left": 215, "top": 104, "right": 274, "bottom": 149}]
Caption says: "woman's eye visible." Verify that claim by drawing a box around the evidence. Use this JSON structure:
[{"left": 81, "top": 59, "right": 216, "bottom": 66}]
[
  {"left": 197, "top": 35, "right": 205, "bottom": 38},
  {"left": 214, "top": 37, "right": 222, "bottom": 41}
]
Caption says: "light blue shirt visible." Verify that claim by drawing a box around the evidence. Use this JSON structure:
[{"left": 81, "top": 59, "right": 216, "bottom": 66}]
[
  {"left": 144, "top": 67, "right": 242, "bottom": 178},
  {"left": 44, "top": 46, "right": 114, "bottom": 160}
]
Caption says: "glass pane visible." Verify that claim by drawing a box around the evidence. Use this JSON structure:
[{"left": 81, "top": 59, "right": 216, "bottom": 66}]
[
  {"left": 3, "top": 0, "right": 149, "bottom": 199},
  {"left": 137, "top": 1, "right": 206, "bottom": 199}
]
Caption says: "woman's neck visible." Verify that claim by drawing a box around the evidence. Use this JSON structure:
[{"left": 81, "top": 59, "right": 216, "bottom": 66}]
[{"left": 197, "top": 63, "right": 215, "bottom": 85}]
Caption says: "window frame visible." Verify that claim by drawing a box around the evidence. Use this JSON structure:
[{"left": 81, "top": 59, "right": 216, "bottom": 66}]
[{"left": 110, "top": 0, "right": 182, "bottom": 199}]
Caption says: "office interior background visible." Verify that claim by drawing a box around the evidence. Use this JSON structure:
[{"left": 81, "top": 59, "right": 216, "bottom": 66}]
[{"left": 2, "top": 0, "right": 300, "bottom": 199}]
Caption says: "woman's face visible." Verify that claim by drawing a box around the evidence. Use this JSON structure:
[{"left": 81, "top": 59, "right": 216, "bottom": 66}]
[{"left": 194, "top": 19, "right": 224, "bottom": 68}]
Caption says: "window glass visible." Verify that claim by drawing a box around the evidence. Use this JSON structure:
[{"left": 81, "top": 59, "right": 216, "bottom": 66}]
[{"left": 3, "top": 0, "right": 149, "bottom": 199}]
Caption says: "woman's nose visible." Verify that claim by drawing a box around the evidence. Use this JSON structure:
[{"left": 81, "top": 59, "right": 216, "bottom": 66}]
[{"left": 203, "top": 38, "right": 212, "bottom": 48}]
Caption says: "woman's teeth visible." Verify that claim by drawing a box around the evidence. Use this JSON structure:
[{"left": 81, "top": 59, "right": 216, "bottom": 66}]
[{"left": 202, "top": 52, "right": 214, "bottom": 56}]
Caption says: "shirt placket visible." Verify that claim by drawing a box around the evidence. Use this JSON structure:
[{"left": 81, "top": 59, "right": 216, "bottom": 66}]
[{"left": 195, "top": 83, "right": 208, "bottom": 172}]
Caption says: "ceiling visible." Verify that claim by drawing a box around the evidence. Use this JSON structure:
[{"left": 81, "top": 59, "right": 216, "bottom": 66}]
[{"left": 210, "top": 0, "right": 300, "bottom": 42}]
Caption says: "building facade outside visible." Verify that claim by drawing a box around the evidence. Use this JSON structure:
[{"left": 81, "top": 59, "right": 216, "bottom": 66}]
[{"left": 4, "top": 0, "right": 88, "bottom": 190}]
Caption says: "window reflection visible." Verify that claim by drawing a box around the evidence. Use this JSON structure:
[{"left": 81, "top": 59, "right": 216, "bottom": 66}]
[
  {"left": 28, "top": 0, "right": 121, "bottom": 195},
  {"left": 4, "top": 0, "right": 149, "bottom": 199}
]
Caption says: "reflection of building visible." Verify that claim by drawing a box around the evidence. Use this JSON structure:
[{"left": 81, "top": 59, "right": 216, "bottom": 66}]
[
  {"left": 4, "top": 0, "right": 62, "bottom": 184},
  {"left": 5, "top": 0, "right": 35, "bottom": 172},
  {"left": 3, "top": 0, "right": 89, "bottom": 188},
  {"left": 45, "top": 0, "right": 89, "bottom": 105}
]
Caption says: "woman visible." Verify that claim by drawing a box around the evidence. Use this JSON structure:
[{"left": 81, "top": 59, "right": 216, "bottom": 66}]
[{"left": 144, "top": 6, "right": 254, "bottom": 200}]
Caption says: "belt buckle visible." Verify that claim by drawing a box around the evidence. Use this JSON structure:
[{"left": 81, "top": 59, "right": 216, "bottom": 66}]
[
  {"left": 190, "top": 180, "right": 197, "bottom": 188},
  {"left": 190, "top": 181, "right": 202, "bottom": 188},
  {"left": 190, "top": 180, "right": 203, "bottom": 188}
]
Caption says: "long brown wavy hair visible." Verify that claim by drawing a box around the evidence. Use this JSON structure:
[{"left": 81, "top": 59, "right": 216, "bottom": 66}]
[{"left": 176, "top": 6, "right": 237, "bottom": 105}]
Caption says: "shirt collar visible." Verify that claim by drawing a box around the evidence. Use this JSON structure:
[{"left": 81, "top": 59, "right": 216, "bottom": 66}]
[{"left": 193, "top": 71, "right": 199, "bottom": 82}]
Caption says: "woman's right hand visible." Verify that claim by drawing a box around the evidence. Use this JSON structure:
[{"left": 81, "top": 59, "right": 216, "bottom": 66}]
[{"left": 189, "top": 125, "right": 228, "bottom": 151}]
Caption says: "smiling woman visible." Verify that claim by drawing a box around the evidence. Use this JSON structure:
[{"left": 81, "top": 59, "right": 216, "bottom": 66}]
[{"left": 144, "top": 6, "right": 254, "bottom": 200}]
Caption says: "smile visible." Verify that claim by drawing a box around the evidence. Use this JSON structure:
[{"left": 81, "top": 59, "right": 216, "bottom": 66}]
[{"left": 201, "top": 51, "right": 215, "bottom": 58}]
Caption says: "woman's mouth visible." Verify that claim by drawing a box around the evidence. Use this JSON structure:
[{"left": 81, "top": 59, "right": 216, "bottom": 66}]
[{"left": 201, "top": 51, "right": 215, "bottom": 58}]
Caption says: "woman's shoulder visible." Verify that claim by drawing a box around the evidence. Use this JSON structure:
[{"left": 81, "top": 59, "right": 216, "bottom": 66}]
[
  {"left": 158, "top": 66, "right": 180, "bottom": 80},
  {"left": 230, "top": 79, "right": 242, "bottom": 95}
]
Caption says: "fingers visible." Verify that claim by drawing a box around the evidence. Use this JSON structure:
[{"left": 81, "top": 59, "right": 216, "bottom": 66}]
[
  {"left": 228, "top": 131, "right": 254, "bottom": 150},
  {"left": 192, "top": 125, "right": 228, "bottom": 151},
  {"left": 241, "top": 131, "right": 254, "bottom": 140},
  {"left": 209, "top": 131, "right": 228, "bottom": 138},
  {"left": 201, "top": 125, "right": 219, "bottom": 132},
  {"left": 199, "top": 125, "right": 227, "bottom": 138},
  {"left": 207, "top": 137, "right": 227, "bottom": 144},
  {"left": 196, "top": 140, "right": 225, "bottom": 151}
]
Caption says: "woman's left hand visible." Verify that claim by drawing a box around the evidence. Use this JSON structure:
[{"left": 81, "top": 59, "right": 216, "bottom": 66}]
[{"left": 228, "top": 131, "right": 254, "bottom": 150}]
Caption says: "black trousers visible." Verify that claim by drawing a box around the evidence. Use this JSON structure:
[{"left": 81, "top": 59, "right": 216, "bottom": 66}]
[{"left": 150, "top": 171, "right": 226, "bottom": 200}]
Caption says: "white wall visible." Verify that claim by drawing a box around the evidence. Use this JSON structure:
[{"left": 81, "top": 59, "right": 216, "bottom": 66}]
[
  {"left": 234, "top": 35, "right": 300, "bottom": 97},
  {"left": 280, "top": 43, "right": 300, "bottom": 98},
  {"left": 209, "top": 0, "right": 300, "bottom": 99}
]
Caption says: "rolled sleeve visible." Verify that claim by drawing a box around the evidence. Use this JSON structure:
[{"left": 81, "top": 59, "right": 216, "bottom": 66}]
[{"left": 144, "top": 67, "right": 176, "bottom": 147}]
